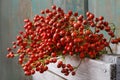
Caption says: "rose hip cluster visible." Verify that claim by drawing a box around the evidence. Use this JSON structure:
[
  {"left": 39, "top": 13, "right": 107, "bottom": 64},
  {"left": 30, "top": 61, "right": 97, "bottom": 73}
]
[{"left": 6, "top": 5, "right": 120, "bottom": 76}]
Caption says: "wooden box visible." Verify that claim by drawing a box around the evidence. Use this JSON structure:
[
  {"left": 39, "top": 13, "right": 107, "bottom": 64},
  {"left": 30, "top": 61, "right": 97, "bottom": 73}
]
[{"left": 33, "top": 54, "right": 120, "bottom": 80}]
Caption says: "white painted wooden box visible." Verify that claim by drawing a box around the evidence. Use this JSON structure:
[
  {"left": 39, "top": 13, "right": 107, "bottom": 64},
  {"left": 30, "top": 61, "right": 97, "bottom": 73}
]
[{"left": 32, "top": 54, "right": 120, "bottom": 80}]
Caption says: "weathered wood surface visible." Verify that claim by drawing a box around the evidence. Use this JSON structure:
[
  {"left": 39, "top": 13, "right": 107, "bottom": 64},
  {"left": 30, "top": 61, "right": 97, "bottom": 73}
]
[
  {"left": 0, "top": 0, "right": 32, "bottom": 80},
  {"left": 33, "top": 1, "right": 120, "bottom": 80},
  {"left": 33, "top": 71, "right": 64, "bottom": 80},
  {"left": 101, "top": 54, "right": 120, "bottom": 80},
  {"left": 89, "top": 0, "right": 120, "bottom": 54},
  {"left": 1, "top": 0, "right": 120, "bottom": 80},
  {"left": 89, "top": 0, "right": 120, "bottom": 37},
  {"left": 117, "top": 44, "right": 120, "bottom": 54},
  {"left": 33, "top": 55, "right": 118, "bottom": 80},
  {"left": 88, "top": 1, "right": 120, "bottom": 78},
  {"left": 0, "top": 0, "right": 52, "bottom": 80}
]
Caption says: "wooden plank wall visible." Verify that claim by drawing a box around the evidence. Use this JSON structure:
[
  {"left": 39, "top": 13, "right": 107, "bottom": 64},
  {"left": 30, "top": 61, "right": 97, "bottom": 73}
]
[
  {"left": 33, "top": 55, "right": 118, "bottom": 80},
  {"left": 0, "top": 0, "right": 32, "bottom": 80},
  {"left": 33, "top": 1, "right": 120, "bottom": 80},
  {"left": 89, "top": 0, "right": 120, "bottom": 54},
  {"left": 0, "top": 0, "right": 52, "bottom": 80},
  {"left": 1, "top": 0, "right": 120, "bottom": 80},
  {"left": 89, "top": 0, "right": 120, "bottom": 37}
]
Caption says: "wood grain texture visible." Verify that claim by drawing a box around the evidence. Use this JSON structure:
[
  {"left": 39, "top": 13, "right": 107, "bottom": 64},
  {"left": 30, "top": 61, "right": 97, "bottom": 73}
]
[
  {"left": 0, "top": 0, "right": 32, "bottom": 80},
  {"left": 33, "top": 71, "right": 65, "bottom": 80},
  {"left": 33, "top": 55, "right": 116, "bottom": 80},
  {"left": 33, "top": 1, "right": 120, "bottom": 80},
  {"left": 89, "top": 0, "right": 120, "bottom": 54},
  {"left": 101, "top": 54, "right": 120, "bottom": 80},
  {"left": 89, "top": 0, "right": 120, "bottom": 37},
  {"left": 117, "top": 44, "right": 120, "bottom": 54},
  {"left": 52, "top": 0, "right": 86, "bottom": 15},
  {"left": 0, "top": 0, "right": 120, "bottom": 80},
  {"left": 31, "top": 0, "right": 51, "bottom": 18}
]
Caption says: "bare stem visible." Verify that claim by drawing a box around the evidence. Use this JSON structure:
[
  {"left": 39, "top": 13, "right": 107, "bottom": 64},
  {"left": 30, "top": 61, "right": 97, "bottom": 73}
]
[
  {"left": 74, "top": 59, "right": 82, "bottom": 71},
  {"left": 108, "top": 46, "right": 114, "bottom": 54}
]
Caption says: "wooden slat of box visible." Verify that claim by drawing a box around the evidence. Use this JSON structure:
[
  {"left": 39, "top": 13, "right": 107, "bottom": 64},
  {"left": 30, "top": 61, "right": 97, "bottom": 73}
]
[
  {"left": 32, "top": 70, "right": 65, "bottom": 80},
  {"left": 101, "top": 54, "right": 120, "bottom": 80},
  {"left": 33, "top": 54, "right": 120, "bottom": 80},
  {"left": 47, "top": 55, "right": 116, "bottom": 80}
]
